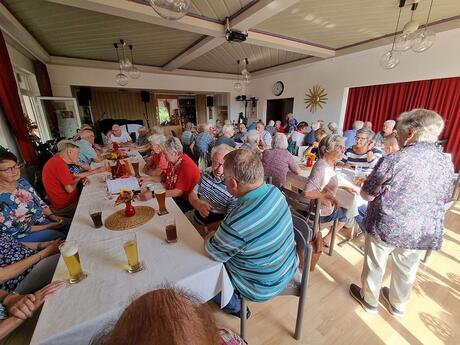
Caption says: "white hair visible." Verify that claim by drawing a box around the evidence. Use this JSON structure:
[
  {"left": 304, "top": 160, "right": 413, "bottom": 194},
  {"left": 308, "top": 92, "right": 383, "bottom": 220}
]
[
  {"left": 57, "top": 140, "right": 79, "bottom": 152},
  {"left": 384, "top": 119, "right": 396, "bottom": 127},
  {"left": 328, "top": 122, "right": 338, "bottom": 130},
  {"left": 272, "top": 133, "right": 288, "bottom": 150},
  {"left": 318, "top": 135, "right": 345, "bottom": 158},
  {"left": 268, "top": 120, "right": 275, "bottom": 127},
  {"left": 356, "top": 127, "right": 375, "bottom": 139},
  {"left": 148, "top": 134, "right": 166, "bottom": 146},
  {"left": 275, "top": 120, "right": 281, "bottom": 126},
  {"left": 211, "top": 144, "right": 234, "bottom": 159},
  {"left": 397, "top": 109, "right": 444, "bottom": 143},
  {"left": 222, "top": 124, "right": 234, "bottom": 136},
  {"left": 353, "top": 121, "right": 364, "bottom": 130},
  {"left": 164, "top": 137, "right": 183, "bottom": 155},
  {"left": 246, "top": 130, "right": 260, "bottom": 144}
]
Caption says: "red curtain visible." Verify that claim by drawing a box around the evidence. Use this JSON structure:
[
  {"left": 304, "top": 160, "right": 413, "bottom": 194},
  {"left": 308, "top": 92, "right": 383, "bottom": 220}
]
[
  {"left": 34, "top": 61, "right": 59, "bottom": 136},
  {"left": 344, "top": 77, "right": 460, "bottom": 171},
  {"left": 0, "top": 31, "right": 38, "bottom": 165}
]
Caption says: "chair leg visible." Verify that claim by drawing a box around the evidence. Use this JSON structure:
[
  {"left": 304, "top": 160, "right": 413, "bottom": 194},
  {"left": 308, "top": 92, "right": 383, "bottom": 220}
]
[
  {"left": 328, "top": 219, "right": 338, "bottom": 256},
  {"left": 240, "top": 297, "right": 247, "bottom": 340},
  {"left": 294, "top": 243, "right": 312, "bottom": 340},
  {"left": 422, "top": 250, "right": 433, "bottom": 264}
]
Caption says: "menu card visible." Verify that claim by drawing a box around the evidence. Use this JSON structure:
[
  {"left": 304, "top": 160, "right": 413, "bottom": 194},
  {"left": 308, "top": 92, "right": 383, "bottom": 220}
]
[{"left": 106, "top": 177, "right": 140, "bottom": 194}]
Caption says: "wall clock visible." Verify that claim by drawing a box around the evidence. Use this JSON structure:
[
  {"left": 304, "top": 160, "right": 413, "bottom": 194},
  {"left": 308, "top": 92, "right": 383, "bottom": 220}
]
[
  {"left": 272, "top": 81, "right": 284, "bottom": 96},
  {"left": 304, "top": 85, "right": 327, "bottom": 113}
]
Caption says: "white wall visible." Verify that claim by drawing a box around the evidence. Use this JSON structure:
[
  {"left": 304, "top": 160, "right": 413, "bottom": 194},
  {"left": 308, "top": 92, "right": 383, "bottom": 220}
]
[
  {"left": 47, "top": 64, "right": 247, "bottom": 123},
  {"left": 6, "top": 43, "right": 35, "bottom": 73},
  {"left": 248, "top": 28, "right": 460, "bottom": 129}
]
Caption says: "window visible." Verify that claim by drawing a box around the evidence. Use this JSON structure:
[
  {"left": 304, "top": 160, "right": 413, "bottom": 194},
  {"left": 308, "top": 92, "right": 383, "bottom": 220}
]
[{"left": 157, "top": 98, "right": 178, "bottom": 125}]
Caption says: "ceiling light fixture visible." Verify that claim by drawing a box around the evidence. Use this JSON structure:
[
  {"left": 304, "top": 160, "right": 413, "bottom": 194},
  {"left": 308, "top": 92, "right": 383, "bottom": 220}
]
[
  {"left": 149, "top": 0, "right": 190, "bottom": 20},
  {"left": 411, "top": 0, "right": 435, "bottom": 52},
  {"left": 380, "top": 1, "right": 403, "bottom": 69},
  {"left": 113, "top": 40, "right": 141, "bottom": 86},
  {"left": 234, "top": 58, "right": 251, "bottom": 91},
  {"left": 234, "top": 59, "right": 243, "bottom": 92}
]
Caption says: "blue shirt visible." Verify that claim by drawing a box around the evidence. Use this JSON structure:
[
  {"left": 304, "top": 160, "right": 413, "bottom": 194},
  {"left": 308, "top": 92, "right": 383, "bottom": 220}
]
[
  {"left": 194, "top": 132, "right": 214, "bottom": 156},
  {"left": 343, "top": 129, "right": 357, "bottom": 149},
  {"left": 197, "top": 170, "right": 237, "bottom": 214},
  {"left": 205, "top": 184, "right": 298, "bottom": 302},
  {"left": 76, "top": 139, "right": 96, "bottom": 165}
]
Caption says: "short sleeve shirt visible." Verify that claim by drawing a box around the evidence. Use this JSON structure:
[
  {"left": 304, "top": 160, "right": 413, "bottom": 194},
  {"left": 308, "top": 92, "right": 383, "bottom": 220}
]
[
  {"left": 173, "top": 154, "right": 201, "bottom": 199},
  {"left": 76, "top": 139, "right": 96, "bottom": 165},
  {"left": 215, "top": 135, "right": 237, "bottom": 148},
  {"left": 262, "top": 149, "right": 298, "bottom": 187},
  {"left": 0, "top": 178, "right": 50, "bottom": 239},
  {"left": 42, "top": 155, "right": 79, "bottom": 210},
  {"left": 110, "top": 131, "right": 132, "bottom": 144},
  {"left": 341, "top": 146, "right": 383, "bottom": 174}
]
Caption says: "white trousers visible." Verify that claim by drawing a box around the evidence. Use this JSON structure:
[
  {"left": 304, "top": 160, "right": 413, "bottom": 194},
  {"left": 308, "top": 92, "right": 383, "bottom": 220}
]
[{"left": 361, "top": 234, "right": 422, "bottom": 311}]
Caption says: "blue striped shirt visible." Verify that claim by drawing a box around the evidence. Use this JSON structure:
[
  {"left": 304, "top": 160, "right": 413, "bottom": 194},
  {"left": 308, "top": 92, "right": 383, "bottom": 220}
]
[
  {"left": 341, "top": 147, "right": 383, "bottom": 173},
  {"left": 205, "top": 184, "right": 298, "bottom": 302},
  {"left": 197, "top": 170, "right": 237, "bottom": 214}
]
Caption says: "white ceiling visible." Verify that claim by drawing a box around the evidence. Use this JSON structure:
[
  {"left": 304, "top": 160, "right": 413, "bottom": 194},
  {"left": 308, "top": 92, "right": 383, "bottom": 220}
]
[{"left": 2, "top": 0, "right": 460, "bottom": 75}]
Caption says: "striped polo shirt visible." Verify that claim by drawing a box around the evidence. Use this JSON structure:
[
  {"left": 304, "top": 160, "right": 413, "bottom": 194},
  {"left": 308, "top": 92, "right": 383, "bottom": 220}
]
[
  {"left": 205, "top": 183, "right": 298, "bottom": 302},
  {"left": 341, "top": 147, "right": 383, "bottom": 173},
  {"left": 197, "top": 170, "right": 237, "bottom": 214}
]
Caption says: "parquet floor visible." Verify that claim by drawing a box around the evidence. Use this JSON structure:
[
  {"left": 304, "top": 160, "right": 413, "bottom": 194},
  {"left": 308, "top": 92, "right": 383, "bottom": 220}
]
[{"left": 212, "top": 201, "right": 460, "bottom": 345}]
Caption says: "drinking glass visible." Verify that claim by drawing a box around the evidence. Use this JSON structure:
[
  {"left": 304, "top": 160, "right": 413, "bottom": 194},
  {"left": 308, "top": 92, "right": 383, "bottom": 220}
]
[
  {"left": 89, "top": 205, "right": 103, "bottom": 228},
  {"left": 59, "top": 241, "right": 86, "bottom": 284},
  {"left": 165, "top": 219, "right": 177, "bottom": 243},
  {"left": 131, "top": 157, "right": 140, "bottom": 178},
  {"left": 155, "top": 185, "right": 168, "bottom": 215},
  {"left": 122, "top": 233, "right": 143, "bottom": 273}
]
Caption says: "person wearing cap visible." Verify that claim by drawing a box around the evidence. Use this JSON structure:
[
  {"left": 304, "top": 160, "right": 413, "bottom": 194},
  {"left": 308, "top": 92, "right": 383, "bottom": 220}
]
[{"left": 42, "top": 140, "right": 104, "bottom": 218}]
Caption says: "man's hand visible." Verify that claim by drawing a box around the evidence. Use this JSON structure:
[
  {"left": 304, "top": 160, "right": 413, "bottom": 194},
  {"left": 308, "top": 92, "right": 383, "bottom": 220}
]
[{"left": 197, "top": 200, "right": 213, "bottom": 218}]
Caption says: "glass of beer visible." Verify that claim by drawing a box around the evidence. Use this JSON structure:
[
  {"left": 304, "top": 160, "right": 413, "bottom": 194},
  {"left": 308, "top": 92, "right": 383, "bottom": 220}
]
[
  {"left": 89, "top": 205, "right": 103, "bottom": 228},
  {"left": 131, "top": 157, "right": 140, "bottom": 178},
  {"left": 59, "top": 241, "right": 86, "bottom": 284},
  {"left": 165, "top": 220, "right": 177, "bottom": 243},
  {"left": 155, "top": 185, "right": 168, "bottom": 215},
  {"left": 122, "top": 233, "right": 143, "bottom": 273}
]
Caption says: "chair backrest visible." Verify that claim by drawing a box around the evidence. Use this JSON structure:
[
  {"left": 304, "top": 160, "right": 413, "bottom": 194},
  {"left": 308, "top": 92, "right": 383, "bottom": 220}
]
[{"left": 265, "top": 175, "right": 273, "bottom": 185}]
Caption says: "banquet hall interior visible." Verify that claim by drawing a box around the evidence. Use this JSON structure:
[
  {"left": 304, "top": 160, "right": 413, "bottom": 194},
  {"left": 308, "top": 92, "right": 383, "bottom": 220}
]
[{"left": 0, "top": 0, "right": 459, "bottom": 345}]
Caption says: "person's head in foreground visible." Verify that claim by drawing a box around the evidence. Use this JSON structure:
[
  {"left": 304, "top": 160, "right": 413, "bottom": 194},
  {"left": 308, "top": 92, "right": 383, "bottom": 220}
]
[
  {"left": 91, "top": 288, "right": 235, "bottom": 345},
  {"left": 396, "top": 109, "right": 444, "bottom": 148},
  {"left": 0, "top": 150, "right": 21, "bottom": 185},
  {"left": 223, "top": 149, "right": 264, "bottom": 198}
]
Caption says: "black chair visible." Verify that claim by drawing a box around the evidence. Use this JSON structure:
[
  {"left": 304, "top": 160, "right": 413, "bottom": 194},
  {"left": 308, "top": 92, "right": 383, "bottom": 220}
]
[
  {"left": 281, "top": 186, "right": 339, "bottom": 256},
  {"left": 239, "top": 213, "right": 313, "bottom": 340}
]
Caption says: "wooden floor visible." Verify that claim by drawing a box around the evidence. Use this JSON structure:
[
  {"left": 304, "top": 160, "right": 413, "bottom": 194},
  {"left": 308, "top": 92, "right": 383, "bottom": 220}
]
[{"left": 212, "top": 201, "right": 460, "bottom": 345}]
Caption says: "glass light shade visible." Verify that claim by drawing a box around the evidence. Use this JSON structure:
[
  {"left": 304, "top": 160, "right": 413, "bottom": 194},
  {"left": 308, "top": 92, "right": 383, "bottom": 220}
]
[
  {"left": 115, "top": 73, "right": 129, "bottom": 86},
  {"left": 380, "top": 50, "right": 400, "bottom": 69},
  {"left": 402, "top": 19, "right": 419, "bottom": 34},
  {"left": 394, "top": 33, "right": 413, "bottom": 52},
  {"left": 234, "top": 82, "right": 243, "bottom": 92},
  {"left": 241, "top": 68, "right": 249, "bottom": 77},
  {"left": 149, "top": 0, "right": 190, "bottom": 20},
  {"left": 129, "top": 66, "right": 141, "bottom": 79},
  {"left": 121, "top": 58, "right": 132, "bottom": 69},
  {"left": 411, "top": 29, "right": 435, "bottom": 52},
  {"left": 243, "top": 75, "right": 250, "bottom": 85}
]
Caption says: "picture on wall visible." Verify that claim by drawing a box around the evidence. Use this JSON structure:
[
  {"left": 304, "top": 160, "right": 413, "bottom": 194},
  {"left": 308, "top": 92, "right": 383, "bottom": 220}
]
[{"left": 60, "top": 110, "right": 75, "bottom": 118}]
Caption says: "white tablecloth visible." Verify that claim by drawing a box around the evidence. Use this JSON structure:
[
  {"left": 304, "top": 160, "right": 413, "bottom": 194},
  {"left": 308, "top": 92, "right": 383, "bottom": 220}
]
[
  {"left": 286, "top": 157, "right": 367, "bottom": 218},
  {"left": 30, "top": 152, "right": 234, "bottom": 345}
]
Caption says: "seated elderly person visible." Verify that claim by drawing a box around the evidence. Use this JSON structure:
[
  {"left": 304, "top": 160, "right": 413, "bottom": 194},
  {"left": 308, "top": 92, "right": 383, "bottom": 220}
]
[
  {"left": 0, "top": 151, "right": 71, "bottom": 242},
  {"left": 160, "top": 137, "right": 200, "bottom": 212},
  {"left": 262, "top": 133, "right": 300, "bottom": 187},
  {"left": 240, "top": 130, "right": 262, "bottom": 157},
  {"left": 256, "top": 121, "right": 272, "bottom": 149},
  {"left": 350, "top": 109, "right": 453, "bottom": 316},
  {"left": 303, "top": 135, "right": 354, "bottom": 247},
  {"left": 328, "top": 122, "right": 339, "bottom": 135},
  {"left": 215, "top": 124, "right": 236, "bottom": 148},
  {"left": 265, "top": 120, "right": 276, "bottom": 137},
  {"left": 181, "top": 122, "right": 195, "bottom": 157},
  {"left": 108, "top": 124, "right": 132, "bottom": 145},
  {"left": 142, "top": 134, "right": 168, "bottom": 177},
  {"left": 136, "top": 126, "right": 150, "bottom": 146},
  {"left": 189, "top": 145, "right": 236, "bottom": 232},
  {"left": 90, "top": 288, "right": 246, "bottom": 345},
  {"left": 204, "top": 149, "right": 298, "bottom": 316},
  {"left": 0, "top": 281, "right": 63, "bottom": 341},
  {"left": 75, "top": 128, "right": 103, "bottom": 165},
  {"left": 43, "top": 140, "right": 104, "bottom": 218},
  {"left": 191, "top": 123, "right": 215, "bottom": 160},
  {"left": 374, "top": 119, "right": 396, "bottom": 146},
  {"left": 232, "top": 123, "right": 247, "bottom": 143},
  {"left": 290, "top": 121, "right": 309, "bottom": 149},
  {"left": 304, "top": 128, "right": 327, "bottom": 157},
  {"left": 341, "top": 127, "right": 383, "bottom": 174}
]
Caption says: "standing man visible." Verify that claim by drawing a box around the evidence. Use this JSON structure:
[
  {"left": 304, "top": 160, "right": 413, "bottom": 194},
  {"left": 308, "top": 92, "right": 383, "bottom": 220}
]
[
  {"left": 205, "top": 149, "right": 298, "bottom": 316},
  {"left": 349, "top": 109, "right": 453, "bottom": 316}
]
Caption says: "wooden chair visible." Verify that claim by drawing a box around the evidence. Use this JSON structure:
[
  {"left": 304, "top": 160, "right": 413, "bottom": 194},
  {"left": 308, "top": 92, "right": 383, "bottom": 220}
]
[
  {"left": 239, "top": 213, "right": 314, "bottom": 340},
  {"left": 281, "top": 186, "right": 339, "bottom": 256}
]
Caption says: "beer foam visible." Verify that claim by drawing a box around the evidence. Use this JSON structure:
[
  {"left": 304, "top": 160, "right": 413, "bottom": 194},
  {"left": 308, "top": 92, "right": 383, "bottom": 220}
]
[{"left": 60, "top": 242, "right": 78, "bottom": 256}]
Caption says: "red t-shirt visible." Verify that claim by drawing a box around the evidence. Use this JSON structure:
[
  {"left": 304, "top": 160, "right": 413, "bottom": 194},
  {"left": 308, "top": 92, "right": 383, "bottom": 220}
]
[
  {"left": 174, "top": 154, "right": 200, "bottom": 199},
  {"left": 149, "top": 152, "right": 168, "bottom": 172},
  {"left": 42, "top": 155, "right": 79, "bottom": 210}
]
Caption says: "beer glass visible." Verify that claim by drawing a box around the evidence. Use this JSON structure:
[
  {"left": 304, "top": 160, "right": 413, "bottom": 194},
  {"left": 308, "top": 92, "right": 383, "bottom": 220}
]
[
  {"left": 131, "top": 157, "right": 140, "bottom": 178},
  {"left": 123, "top": 233, "right": 143, "bottom": 273},
  {"left": 89, "top": 205, "right": 103, "bottom": 228},
  {"left": 155, "top": 185, "right": 168, "bottom": 215},
  {"left": 165, "top": 219, "right": 177, "bottom": 243},
  {"left": 59, "top": 241, "right": 86, "bottom": 284}
]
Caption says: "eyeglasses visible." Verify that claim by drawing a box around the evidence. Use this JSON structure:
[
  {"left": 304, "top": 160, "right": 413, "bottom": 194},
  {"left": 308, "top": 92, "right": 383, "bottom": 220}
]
[
  {"left": 212, "top": 161, "right": 224, "bottom": 169},
  {"left": 0, "top": 163, "right": 23, "bottom": 173},
  {"left": 355, "top": 136, "right": 368, "bottom": 141}
]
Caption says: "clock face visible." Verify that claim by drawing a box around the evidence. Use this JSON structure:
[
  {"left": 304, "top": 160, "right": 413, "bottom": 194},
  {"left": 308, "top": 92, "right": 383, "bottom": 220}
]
[{"left": 273, "top": 81, "right": 284, "bottom": 96}]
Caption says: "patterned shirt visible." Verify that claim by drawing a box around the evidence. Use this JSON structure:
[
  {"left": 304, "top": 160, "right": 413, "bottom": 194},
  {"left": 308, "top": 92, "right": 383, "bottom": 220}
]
[
  {"left": 196, "top": 170, "right": 237, "bottom": 214},
  {"left": 259, "top": 130, "right": 272, "bottom": 148},
  {"left": 362, "top": 142, "right": 453, "bottom": 250},
  {"left": 342, "top": 146, "right": 383, "bottom": 173},
  {"left": 262, "top": 149, "right": 298, "bottom": 187},
  {"left": 0, "top": 231, "right": 35, "bottom": 291},
  {"left": 181, "top": 130, "right": 194, "bottom": 146},
  {"left": 219, "top": 328, "right": 247, "bottom": 345},
  {"left": 205, "top": 184, "right": 298, "bottom": 302},
  {"left": 194, "top": 132, "right": 215, "bottom": 156},
  {"left": 0, "top": 178, "right": 50, "bottom": 239}
]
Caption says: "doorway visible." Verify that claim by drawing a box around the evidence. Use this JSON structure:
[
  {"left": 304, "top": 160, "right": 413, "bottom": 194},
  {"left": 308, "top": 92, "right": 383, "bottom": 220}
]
[{"left": 266, "top": 98, "right": 294, "bottom": 124}]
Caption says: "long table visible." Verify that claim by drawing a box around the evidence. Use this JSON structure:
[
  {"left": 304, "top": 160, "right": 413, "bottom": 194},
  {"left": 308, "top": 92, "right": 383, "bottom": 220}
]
[
  {"left": 286, "top": 157, "right": 367, "bottom": 218},
  {"left": 30, "top": 152, "right": 234, "bottom": 345}
]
